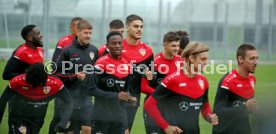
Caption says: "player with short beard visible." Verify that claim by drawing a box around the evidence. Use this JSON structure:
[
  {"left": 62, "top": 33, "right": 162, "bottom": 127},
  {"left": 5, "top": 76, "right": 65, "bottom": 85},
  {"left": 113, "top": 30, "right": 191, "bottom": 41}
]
[
  {"left": 3, "top": 24, "right": 44, "bottom": 80},
  {"left": 213, "top": 44, "right": 259, "bottom": 134}
]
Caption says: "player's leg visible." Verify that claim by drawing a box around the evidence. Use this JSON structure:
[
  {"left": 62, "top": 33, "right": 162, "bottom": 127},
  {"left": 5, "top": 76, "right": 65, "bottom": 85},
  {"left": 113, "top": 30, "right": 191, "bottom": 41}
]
[
  {"left": 109, "top": 121, "right": 125, "bottom": 134},
  {"left": 63, "top": 109, "right": 79, "bottom": 134},
  {"left": 126, "top": 106, "right": 138, "bottom": 131},
  {"left": 79, "top": 106, "right": 92, "bottom": 134},
  {"left": 144, "top": 108, "right": 162, "bottom": 134},
  {"left": 8, "top": 118, "right": 30, "bottom": 134},
  {"left": 92, "top": 120, "right": 109, "bottom": 134},
  {"left": 48, "top": 98, "right": 62, "bottom": 134}
]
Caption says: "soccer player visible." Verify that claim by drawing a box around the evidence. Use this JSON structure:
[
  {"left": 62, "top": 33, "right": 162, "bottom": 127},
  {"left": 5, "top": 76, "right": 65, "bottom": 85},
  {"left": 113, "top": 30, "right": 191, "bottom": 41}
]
[
  {"left": 55, "top": 20, "right": 98, "bottom": 134},
  {"left": 49, "top": 17, "right": 82, "bottom": 134},
  {"left": 144, "top": 42, "right": 218, "bottom": 134},
  {"left": 141, "top": 31, "right": 181, "bottom": 134},
  {"left": 86, "top": 31, "right": 137, "bottom": 134},
  {"left": 212, "top": 44, "right": 258, "bottom": 134},
  {"left": 98, "top": 19, "right": 125, "bottom": 58},
  {"left": 121, "top": 14, "right": 154, "bottom": 131},
  {"left": 2, "top": 24, "right": 43, "bottom": 80},
  {"left": 52, "top": 17, "right": 82, "bottom": 64},
  {"left": 175, "top": 30, "right": 189, "bottom": 56},
  {"left": 0, "top": 63, "right": 73, "bottom": 134}
]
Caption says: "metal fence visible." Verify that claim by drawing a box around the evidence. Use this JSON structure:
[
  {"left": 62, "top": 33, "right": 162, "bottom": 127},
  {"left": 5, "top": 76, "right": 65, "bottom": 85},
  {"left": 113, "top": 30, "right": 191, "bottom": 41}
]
[{"left": 0, "top": 0, "right": 275, "bottom": 61}]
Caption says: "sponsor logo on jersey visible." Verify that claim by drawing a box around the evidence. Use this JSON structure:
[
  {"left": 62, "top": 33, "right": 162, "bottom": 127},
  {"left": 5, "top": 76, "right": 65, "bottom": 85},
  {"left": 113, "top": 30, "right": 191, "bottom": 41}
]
[
  {"left": 233, "top": 101, "right": 243, "bottom": 107},
  {"left": 106, "top": 79, "right": 115, "bottom": 87},
  {"left": 179, "top": 101, "right": 189, "bottom": 111}
]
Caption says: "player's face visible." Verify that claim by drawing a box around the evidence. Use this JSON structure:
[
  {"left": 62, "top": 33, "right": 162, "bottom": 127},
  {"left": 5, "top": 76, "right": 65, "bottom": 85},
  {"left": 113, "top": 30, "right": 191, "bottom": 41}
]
[
  {"left": 110, "top": 28, "right": 124, "bottom": 35},
  {"left": 71, "top": 21, "right": 79, "bottom": 36},
  {"left": 164, "top": 41, "right": 180, "bottom": 56},
  {"left": 107, "top": 35, "right": 123, "bottom": 57},
  {"left": 126, "top": 20, "right": 143, "bottom": 40},
  {"left": 77, "top": 28, "right": 92, "bottom": 46},
  {"left": 241, "top": 50, "right": 258, "bottom": 73},
  {"left": 190, "top": 52, "right": 209, "bottom": 73},
  {"left": 29, "top": 27, "right": 43, "bottom": 47}
]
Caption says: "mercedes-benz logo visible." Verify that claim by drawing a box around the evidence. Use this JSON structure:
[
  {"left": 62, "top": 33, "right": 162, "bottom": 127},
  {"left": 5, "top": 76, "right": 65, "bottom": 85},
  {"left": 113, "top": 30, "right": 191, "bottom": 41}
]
[
  {"left": 106, "top": 79, "right": 114, "bottom": 87},
  {"left": 233, "top": 101, "right": 242, "bottom": 107},
  {"left": 179, "top": 101, "right": 189, "bottom": 111}
]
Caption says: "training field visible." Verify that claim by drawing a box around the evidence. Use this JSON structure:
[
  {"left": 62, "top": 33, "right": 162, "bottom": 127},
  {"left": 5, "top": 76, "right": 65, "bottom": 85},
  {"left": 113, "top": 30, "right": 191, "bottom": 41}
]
[{"left": 0, "top": 59, "right": 275, "bottom": 134}]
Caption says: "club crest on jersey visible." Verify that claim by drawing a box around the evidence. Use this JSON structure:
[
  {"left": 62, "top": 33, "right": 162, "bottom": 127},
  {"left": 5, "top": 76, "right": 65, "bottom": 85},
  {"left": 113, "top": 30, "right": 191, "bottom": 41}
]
[
  {"left": 250, "top": 81, "right": 255, "bottom": 89},
  {"left": 18, "top": 125, "right": 27, "bottom": 134},
  {"left": 139, "top": 48, "right": 146, "bottom": 56},
  {"left": 43, "top": 86, "right": 51, "bottom": 94},
  {"left": 89, "top": 51, "right": 95, "bottom": 60},
  {"left": 198, "top": 80, "right": 204, "bottom": 90}
]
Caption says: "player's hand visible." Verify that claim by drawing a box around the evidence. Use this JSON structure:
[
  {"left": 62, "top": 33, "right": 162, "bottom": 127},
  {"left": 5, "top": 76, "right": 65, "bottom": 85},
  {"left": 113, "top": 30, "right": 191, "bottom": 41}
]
[
  {"left": 145, "top": 68, "right": 153, "bottom": 81},
  {"left": 129, "top": 96, "right": 137, "bottom": 106},
  {"left": 125, "top": 128, "right": 130, "bottom": 134},
  {"left": 118, "top": 91, "right": 130, "bottom": 101},
  {"left": 207, "top": 113, "right": 219, "bottom": 125},
  {"left": 76, "top": 71, "right": 86, "bottom": 81},
  {"left": 164, "top": 125, "right": 183, "bottom": 134},
  {"left": 245, "top": 98, "right": 258, "bottom": 111}
]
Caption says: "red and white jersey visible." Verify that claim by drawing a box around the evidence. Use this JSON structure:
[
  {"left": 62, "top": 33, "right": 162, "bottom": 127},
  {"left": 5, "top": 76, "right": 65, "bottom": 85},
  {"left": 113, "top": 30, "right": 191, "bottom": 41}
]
[
  {"left": 9, "top": 74, "right": 64, "bottom": 100},
  {"left": 14, "top": 44, "right": 44, "bottom": 64},
  {"left": 221, "top": 69, "right": 256, "bottom": 99}
]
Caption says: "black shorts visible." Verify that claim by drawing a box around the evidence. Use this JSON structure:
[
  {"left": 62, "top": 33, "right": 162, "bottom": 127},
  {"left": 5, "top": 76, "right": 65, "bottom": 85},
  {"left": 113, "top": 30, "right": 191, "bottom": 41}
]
[
  {"left": 143, "top": 108, "right": 162, "bottom": 134},
  {"left": 92, "top": 120, "right": 126, "bottom": 134},
  {"left": 8, "top": 116, "right": 43, "bottom": 134},
  {"left": 66, "top": 105, "right": 92, "bottom": 131}
]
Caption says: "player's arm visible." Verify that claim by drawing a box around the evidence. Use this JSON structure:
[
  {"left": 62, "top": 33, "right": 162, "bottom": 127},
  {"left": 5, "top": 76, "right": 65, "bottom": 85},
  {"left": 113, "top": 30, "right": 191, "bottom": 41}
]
[
  {"left": 144, "top": 84, "right": 175, "bottom": 130},
  {"left": 145, "top": 54, "right": 156, "bottom": 84},
  {"left": 200, "top": 88, "right": 218, "bottom": 125},
  {"left": 0, "top": 86, "right": 15, "bottom": 124},
  {"left": 54, "top": 87, "right": 73, "bottom": 132},
  {"left": 86, "top": 70, "right": 129, "bottom": 101},
  {"left": 2, "top": 56, "right": 26, "bottom": 80},
  {"left": 140, "top": 77, "right": 154, "bottom": 95},
  {"left": 213, "top": 86, "right": 248, "bottom": 117},
  {"left": 54, "top": 49, "right": 78, "bottom": 82},
  {"left": 52, "top": 43, "right": 63, "bottom": 64}
]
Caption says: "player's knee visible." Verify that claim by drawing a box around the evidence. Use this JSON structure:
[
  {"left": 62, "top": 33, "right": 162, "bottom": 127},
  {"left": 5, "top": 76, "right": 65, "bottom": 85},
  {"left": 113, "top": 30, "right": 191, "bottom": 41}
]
[{"left": 81, "top": 126, "right": 91, "bottom": 134}]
